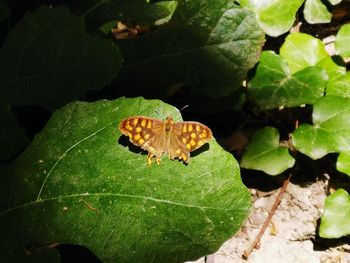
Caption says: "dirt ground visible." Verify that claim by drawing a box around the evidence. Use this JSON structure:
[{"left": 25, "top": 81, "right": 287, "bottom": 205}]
[{"left": 187, "top": 178, "right": 350, "bottom": 263}]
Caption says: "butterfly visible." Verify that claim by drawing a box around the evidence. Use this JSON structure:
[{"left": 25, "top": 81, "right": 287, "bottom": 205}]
[{"left": 119, "top": 116, "right": 212, "bottom": 165}]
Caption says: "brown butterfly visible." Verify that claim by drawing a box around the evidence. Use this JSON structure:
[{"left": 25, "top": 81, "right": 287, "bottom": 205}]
[{"left": 119, "top": 116, "right": 212, "bottom": 165}]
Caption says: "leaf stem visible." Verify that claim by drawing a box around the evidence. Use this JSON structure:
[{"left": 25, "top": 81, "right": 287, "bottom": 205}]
[{"left": 243, "top": 174, "right": 291, "bottom": 259}]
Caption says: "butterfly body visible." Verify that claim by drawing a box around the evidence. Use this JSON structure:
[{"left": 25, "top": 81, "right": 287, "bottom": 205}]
[{"left": 119, "top": 116, "right": 212, "bottom": 165}]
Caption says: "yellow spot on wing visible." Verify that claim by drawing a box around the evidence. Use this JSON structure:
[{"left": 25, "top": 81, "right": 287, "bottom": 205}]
[
  {"left": 133, "top": 118, "right": 139, "bottom": 125},
  {"left": 182, "top": 137, "right": 187, "bottom": 144},
  {"left": 190, "top": 133, "right": 196, "bottom": 139},
  {"left": 188, "top": 125, "right": 193, "bottom": 132},
  {"left": 190, "top": 139, "right": 196, "bottom": 146},
  {"left": 134, "top": 133, "right": 141, "bottom": 140},
  {"left": 181, "top": 153, "right": 187, "bottom": 161},
  {"left": 147, "top": 120, "right": 152, "bottom": 129},
  {"left": 196, "top": 125, "right": 200, "bottom": 132},
  {"left": 200, "top": 131, "right": 207, "bottom": 138},
  {"left": 136, "top": 127, "right": 142, "bottom": 133},
  {"left": 139, "top": 138, "right": 145, "bottom": 144},
  {"left": 182, "top": 125, "right": 187, "bottom": 133},
  {"left": 176, "top": 149, "right": 181, "bottom": 154},
  {"left": 198, "top": 140, "right": 204, "bottom": 146},
  {"left": 144, "top": 133, "right": 150, "bottom": 140},
  {"left": 141, "top": 119, "right": 146, "bottom": 127},
  {"left": 126, "top": 121, "right": 133, "bottom": 131},
  {"left": 186, "top": 143, "right": 191, "bottom": 150}
]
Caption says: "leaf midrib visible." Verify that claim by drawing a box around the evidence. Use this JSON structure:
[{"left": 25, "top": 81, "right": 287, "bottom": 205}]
[{"left": 1, "top": 192, "right": 237, "bottom": 217}]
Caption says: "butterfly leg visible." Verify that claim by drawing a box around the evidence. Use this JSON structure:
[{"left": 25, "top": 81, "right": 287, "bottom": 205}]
[{"left": 147, "top": 153, "right": 153, "bottom": 166}]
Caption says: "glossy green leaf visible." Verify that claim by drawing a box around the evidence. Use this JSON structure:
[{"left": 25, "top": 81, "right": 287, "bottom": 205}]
[
  {"left": 0, "top": 6, "right": 122, "bottom": 111},
  {"left": 327, "top": 72, "right": 350, "bottom": 98},
  {"left": 248, "top": 51, "right": 328, "bottom": 109},
  {"left": 337, "top": 152, "right": 350, "bottom": 176},
  {"left": 0, "top": 97, "right": 250, "bottom": 262},
  {"left": 292, "top": 96, "right": 350, "bottom": 159},
  {"left": 303, "top": 0, "right": 332, "bottom": 24},
  {"left": 240, "top": 127, "right": 295, "bottom": 175},
  {"left": 239, "top": 0, "right": 304, "bottom": 37},
  {"left": 116, "top": 1, "right": 265, "bottom": 98},
  {"left": 319, "top": 189, "right": 350, "bottom": 238},
  {"left": 335, "top": 24, "right": 350, "bottom": 57},
  {"left": 280, "top": 33, "right": 329, "bottom": 74}
]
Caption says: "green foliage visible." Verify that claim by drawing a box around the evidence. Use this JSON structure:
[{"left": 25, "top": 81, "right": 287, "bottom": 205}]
[
  {"left": 248, "top": 51, "right": 327, "bottom": 109},
  {"left": 1, "top": 0, "right": 350, "bottom": 255},
  {"left": 240, "top": 127, "right": 295, "bottom": 175},
  {"left": 116, "top": 0, "right": 265, "bottom": 98},
  {"left": 319, "top": 189, "right": 350, "bottom": 238},
  {"left": 335, "top": 24, "right": 350, "bottom": 58},
  {"left": 292, "top": 96, "right": 350, "bottom": 159},
  {"left": 239, "top": 0, "right": 304, "bottom": 37},
  {"left": 336, "top": 152, "right": 350, "bottom": 176},
  {"left": 0, "top": 97, "right": 251, "bottom": 262},
  {"left": 0, "top": 6, "right": 122, "bottom": 111},
  {"left": 303, "top": 0, "right": 332, "bottom": 24}
]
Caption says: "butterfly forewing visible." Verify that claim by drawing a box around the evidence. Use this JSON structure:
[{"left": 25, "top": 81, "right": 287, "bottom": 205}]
[
  {"left": 119, "top": 116, "right": 163, "bottom": 147},
  {"left": 173, "top": 121, "right": 212, "bottom": 152}
]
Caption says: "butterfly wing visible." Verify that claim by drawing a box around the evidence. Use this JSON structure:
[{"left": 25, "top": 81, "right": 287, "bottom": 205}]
[
  {"left": 119, "top": 116, "right": 166, "bottom": 158},
  {"left": 171, "top": 121, "right": 212, "bottom": 163}
]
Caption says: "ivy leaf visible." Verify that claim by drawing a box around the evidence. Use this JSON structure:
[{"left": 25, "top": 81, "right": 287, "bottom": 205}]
[
  {"left": 248, "top": 51, "right": 327, "bottom": 109},
  {"left": 337, "top": 152, "right": 350, "bottom": 176},
  {"left": 319, "top": 189, "right": 350, "bottom": 238},
  {"left": 326, "top": 72, "right": 350, "bottom": 98},
  {"left": 280, "top": 33, "right": 346, "bottom": 90},
  {"left": 0, "top": 97, "right": 251, "bottom": 262},
  {"left": 239, "top": 0, "right": 304, "bottom": 37},
  {"left": 280, "top": 33, "right": 330, "bottom": 74},
  {"left": 240, "top": 127, "right": 295, "bottom": 176},
  {"left": 0, "top": 6, "right": 122, "bottom": 111},
  {"left": 292, "top": 96, "right": 350, "bottom": 159},
  {"left": 116, "top": 1, "right": 265, "bottom": 98},
  {"left": 335, "top": 24, "right": 350, "bottom": 58},
  {"left": 303, "top": 0, "right": 332, "bottom": 24}
]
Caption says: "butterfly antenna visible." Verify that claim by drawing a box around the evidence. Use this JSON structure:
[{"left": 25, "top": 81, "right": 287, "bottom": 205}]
[{"left": 179, "top": 105, "right": 189, "bottom": 112}]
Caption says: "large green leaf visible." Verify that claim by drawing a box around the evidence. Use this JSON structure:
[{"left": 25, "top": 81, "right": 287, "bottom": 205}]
[
  {"left": 115, "top": 0, "right": 265, "bottom": 98},
  {"left": 335, "top": 24, "right": 350, "bottom": 58},
  {"left": 292, "top": 96, "right": 350, "bottom": 159},
  {"left": 239, "top": 0, "right": 304, "bottom": 37},
  {"left": 248, "top": 51, "right": 327, "bottom": 109},
  {"left": 0, "top": 6, "right": 122, "bottom": 111},
  {"left": 240, "top": 127, "right": 295, "bottom": 175},
  {"left": 303, "top": 0, "right": 332, "bottom": 24},
  {"left": 0, "top": 97, "right": 250, "bottom": 262},
  {"left": 336, "top": 151, "right": 350, "bottom": 176},
  {"left": 319, "top": 189, "right": 350, "bottom": 238}
]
